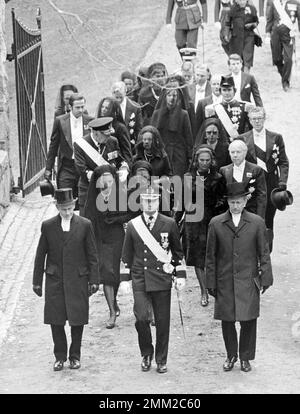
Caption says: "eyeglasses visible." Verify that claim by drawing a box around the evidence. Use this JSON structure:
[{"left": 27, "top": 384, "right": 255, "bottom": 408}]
[
  {"left": 250, "top": 117, "right": 264, "bottom": 121},
  {"left": 206, "top": 131, "right": 218, "bottom": 135}
]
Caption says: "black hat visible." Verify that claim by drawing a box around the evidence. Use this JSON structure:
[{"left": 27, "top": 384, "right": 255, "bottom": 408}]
[
  {"left": 270, "top": 188, "right": 293, "bottom": 211},
  {"left": 39, "top": 178, "right": 55, "bottom": 197},
  {"left": 225, "top": 182, "right": 249, "bottom": 198},
  {"left": 88, "top": 117, "right": 113, "bottom": 131},
  {"left": 220, "top": 75, "right": 235, "bottom": 88},
  {"left": 54, "top": 188, "right": 76, "bottom": 205},
  {"left": 140, "top": 186, "right": 160, "bottom": 200}
]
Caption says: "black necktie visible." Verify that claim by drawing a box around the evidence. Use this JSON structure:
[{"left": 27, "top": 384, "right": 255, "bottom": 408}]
[{"left": 147, "top": 215, "right": 154, "bottom": 230}]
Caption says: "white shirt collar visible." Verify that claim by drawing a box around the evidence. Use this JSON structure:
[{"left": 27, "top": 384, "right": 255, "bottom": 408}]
[
  {"left": 233, "top": 160, "right": 246, "bottom": 170},
  {"left": 231, "top": 212, "right": 241, "bottom": 227},
  {"left": 253, "top": 127, "right": 266, "bottom": 137},
  {"left": 143, "top": 211, "right": 158, "bottom": 222},
  {"left": 60, "top": 215, "right": 72, "bottom": 232}
]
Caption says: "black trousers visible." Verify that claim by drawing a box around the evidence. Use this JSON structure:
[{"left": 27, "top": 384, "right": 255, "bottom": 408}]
[
  {"left": 271, "top": 27, "right": 293, "bottom": 85},
  {"left": 57, "top": 159, "right": 80, "bottom": 203},
  {"left": 221, "top": 319, "right": 257, "bottom": 361},
  {"left": 133, "top": 290, "right": 171, "bottom": 365},
  {"left": 175, "top": 28, "right": 199, "bottom": 50},
  {"left": 50, "top": 324, "right": 84, "bottom": 362}
]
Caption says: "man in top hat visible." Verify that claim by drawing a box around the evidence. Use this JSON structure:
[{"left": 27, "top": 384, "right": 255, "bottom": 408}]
[
  {"left": 266, "top": 0, "right": 300, "bottom": 91},
  {"left": 220, "top": 139, "right": 267, "bottom": 219},
  {"left": 33, "top": 188, "right": 99, "bottom": 371},
  {"left": 122, "top": 186, "right": 186, "bottom": 374},
  {"left": 238, "top": 106, "right": 289, "bottom": 252},
  {"left": 166, "top": 0, "right": 208, "bottom": 60},
  {"left": 74, "top": 117, "right": 129, "bottom": 215},
  {"left": 205, "top": 75, "right": 252, "bottom": 142},
  {"left": 206, "top": 181, "right": 273, "bottom": 373},
  {"left": 44, "top": 93, "right": 93, "bottom": 207}
]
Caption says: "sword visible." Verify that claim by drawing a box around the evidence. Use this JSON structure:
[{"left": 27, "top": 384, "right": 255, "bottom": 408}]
[{"left": 175, "top": 286, "right": 186, "bottom": 340}]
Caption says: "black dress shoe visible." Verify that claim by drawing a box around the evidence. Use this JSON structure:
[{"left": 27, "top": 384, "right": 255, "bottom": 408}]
[
  {"left": 141, "top": 355, "right": 152, "bottom": 372},
  {"left": 69, "top": 359, "right": 81, "bottom": 369},
  {"left": 240, "top": 360, "right": 252, "bottom": 372},
  {"left": 53, "top": 360, "right": 64, "bottom": 371},
  {"left": 223, "top": 356, "right": 238, "bottom": 372},
  {"left": 156, "top": 363, "right": 167, "bottom": 374}
]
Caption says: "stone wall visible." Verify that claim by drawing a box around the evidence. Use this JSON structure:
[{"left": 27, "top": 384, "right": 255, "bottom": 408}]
[{"left": 0, "top": 0, "right": 11, "bottom": 220}]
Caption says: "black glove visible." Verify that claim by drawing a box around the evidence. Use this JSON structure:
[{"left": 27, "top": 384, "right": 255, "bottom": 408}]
[
  {"left": 261, "top": 286, "right": 269, "bottom": 294},
  {"left": 207, "top": 288, "right": 217, "bottom": 298},
  {"left": 33, "top": 285, "right": 42, "bottom": 297},
  {"left": 278, "top": 183, "right": 287, "bottom": 191},
  {"left": 44, "top": 170, "right": 52, "bottom": 180},
  {"left": 88, "top": 284, "right": 99, "bottom": 297}
]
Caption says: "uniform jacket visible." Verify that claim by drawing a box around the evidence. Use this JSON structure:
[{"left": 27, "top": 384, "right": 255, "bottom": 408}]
[
  {"left": 220, "top": 160, "right": 267, "bottom": 218},
  {"left": 206, "top": 209, "right": 273, "bottom": 321},
  {"left": 74, "top": 133, "right": 125, "bottom": 207},
  {"left": 124, "top": 98, "right": 143, "bottom": 147},
  {"left": 122, "top": 214, "right": 186, "bottom": 292},
  {"left": 166, "top": 0, "right": 208, "bottom": 29},
  {"left": 239, "top": 129, "right": 289, "bottom": 189},
  {"left": 46, "top": 113, "right": 93, "bottom": 174},
  {"left": 33, "top": 214, "right": 99, "bottom": 325},
  {"left": 236, "top": 72, "right": 263, "bottom": 106},
  {"left": 266, "top": 0, "right": 300, "bottom": 33}
]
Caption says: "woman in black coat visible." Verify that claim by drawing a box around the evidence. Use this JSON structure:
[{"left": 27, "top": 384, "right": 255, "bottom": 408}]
[
  {"left": 84, "top": 165, "right": 133, "bottom": 329},
  {"left": 178, "top": 145, "right": 227, "bottom": 306},
  {"left": 151, "top": 86, "right": 193, "bottom": 178},
  {"left": 96, "top": 97, "right": 133, "bottom": 168},
  {"left": 195, "top": 118, "right": 231, "bottom": 170}
]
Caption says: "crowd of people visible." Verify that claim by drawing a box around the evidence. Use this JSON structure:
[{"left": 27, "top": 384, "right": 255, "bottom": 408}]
[{"left": 34, "top": 0, "right": 295, "bottom": 376}]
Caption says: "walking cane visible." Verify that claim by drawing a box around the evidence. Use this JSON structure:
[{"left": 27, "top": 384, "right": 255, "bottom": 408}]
[{"left": 174, "top": 280, "right": 186, "bottom": 340}]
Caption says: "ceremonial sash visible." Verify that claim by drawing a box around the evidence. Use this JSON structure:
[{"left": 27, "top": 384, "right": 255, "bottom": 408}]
[
  {"left": 214, "top": 103, "right": 239, "bottom": 139},
  {"left": 75, "top": 138, "right": 109, "bottom": 166},
  {"left": 131, "top": 216, "right": 172, "bottom": 264},
  {"left": 273, "top": 0, "right": 295, "bottom": 30},
  {"left": 254, "top": 144, "right": 268, "bottom": 172}
]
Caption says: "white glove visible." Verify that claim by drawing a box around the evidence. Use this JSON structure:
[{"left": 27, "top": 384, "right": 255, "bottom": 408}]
[
  {"left": 175, "top": 278, "right": 186, "bottom": 291},
  {"left": 118, "top": 167, "right": 129, "bottom": 183},
  {"left": 118, "top": 280, "right": 132, "bottom": 295},
  {"left": 86, "top": 170, "right": 93, "bottom": 182},
  {"left": 214, "top": 21, "right": 221, "bottom": 30}
]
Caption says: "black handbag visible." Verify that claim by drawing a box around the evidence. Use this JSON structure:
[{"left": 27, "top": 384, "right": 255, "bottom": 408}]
[{"left": 254, "top": 32, "right": 263, "bottom": 47}]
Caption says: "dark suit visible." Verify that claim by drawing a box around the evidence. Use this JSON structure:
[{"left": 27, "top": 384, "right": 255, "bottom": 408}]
[
  {"left": 33, "top": 214, "right": 99, "bottom": 361},
  {"left": 46, "top": 113, "right": 93, "bottom": 199},
  {"left": 122, "top": 213, "right": 186, "bottom": 364},
  {"left": 74, "top": 133, "right": 125, "bottom": 213},
  {"left": 239, "top": 129, "right": 289, "bottom": 250},
  {"left": 195, "top": 94, "right": 213, "bottom": 134},
  {"left": 266, "top": 0, "right": 300, "bottom": 86},
  {"left": 220, "top": 160, "right": 267, "bottom": 219},
  {"left": 166, "top": 0, "right": 208, "bottom": 52},
  {"left": 123, "top": 98, "right": 143, "bottom": 149},
  {"left": 188, "top": 82, "right": 212, "bottom": 110},
  {"left": 235, "top": 72, "right": 263, "bottom": 106},
  {"left": 206, "top": 209, "right": 273, "bottom": 360}
]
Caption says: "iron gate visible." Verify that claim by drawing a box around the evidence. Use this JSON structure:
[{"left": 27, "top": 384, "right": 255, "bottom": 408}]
[{"left": 12, "top": 8, "right": 47, "bottom": 197}]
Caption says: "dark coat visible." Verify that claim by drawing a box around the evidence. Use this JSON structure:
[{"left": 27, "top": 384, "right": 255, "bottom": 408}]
[
  {"left": 212, "top": 140, "right": 231, "bottom": 170},
  {"left": 124, "top": 98, "right": 143, "bottom": 147},
  {"left": 151, "top": 106, "right": 193, "bottom": 177},
  {"left": 220, "top": 160, "right": 267, "bottom": 219},
  {"left": 46, "top": 113, "right": 93, "bottom": 174},
  {"left": 188, "top": 82, "right": 212, "bottom": 109},
  {"left": 138, "top": 86, "right": 160, "bottom": 127},
  {"left": 225, "top": 2, "right": 258, "bottom": 67},
  {"left": 195, "top": 94, "right": 213, "bottom": 135},
  {"left": 239, "top": 72, "right": 263, "bottom": 106},
  {"left": 112, "top": 120, "right": 133, "bottom": 167},
  {"left": 134, "top": 142, "right": 172, "bottom": 178},
  {"left": 33, "top": 214, "right": 99, "bottom": 325},
  {"left": 122, "top": 214, "right": 186, "bottom": 292},
  {"left": 206, "top": 209, "right": 273, "bottom": 322},
  {"left": 74, "top": 133, "right": 125, "bottom": 208},
  {"left": 166, "top": 0, "right": 208, "bottom": 28}
]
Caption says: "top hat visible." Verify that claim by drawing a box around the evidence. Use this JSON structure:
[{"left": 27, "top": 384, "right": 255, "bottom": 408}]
[
  {"left": 140, "top": 186, "right": 160, "bottom": 200},
  {"left": 225, "top": 182, "right": 250, "bottom": 198},
  {"left": 220, "top": 75, "right": 235, "bottom": 88},
  {"left": 270, "top": 188, "right": 293, "bottom": 211},
  {"left": 88, "top": 117, "right": 113, "bottom": 131},
  {"left": 54, "top": 188, "right": 76, "bottom": 205},
  {"left": 39, "top": 178, "right": 55, "bottom": 197}
]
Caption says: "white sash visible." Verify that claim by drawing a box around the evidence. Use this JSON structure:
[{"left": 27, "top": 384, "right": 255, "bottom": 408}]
[
  {"left": 214, "top": 103, "right": 239, "bottom": 139},
  {"left": 256, "top": 158, "right": 267, "bottom": 172},
  {"left": 76, "top": 138, "right": 109, "bottom": 166},
  {"left": 131, "top": 216, "right": 172, "bottom": 264},
  {"left": 273, "top": 0, "right": 295, "bottom": 30}
]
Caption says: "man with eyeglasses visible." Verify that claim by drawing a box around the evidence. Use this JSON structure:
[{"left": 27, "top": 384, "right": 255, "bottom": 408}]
[{"left": 237, "top": 106, "right": 289, "bottom": 252}]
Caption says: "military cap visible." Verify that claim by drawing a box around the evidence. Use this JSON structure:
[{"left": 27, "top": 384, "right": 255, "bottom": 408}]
[
  {"left": 88, "top": 117, "right": 113, "bottom": 131},
  {"left": 220, "top": 75, "right": 235, "bottom": 88}
]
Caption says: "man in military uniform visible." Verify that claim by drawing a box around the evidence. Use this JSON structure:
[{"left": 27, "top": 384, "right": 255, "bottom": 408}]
[
  {"left": 238, "top": 106, "right": 289, "bottom": 251},
  {"left": 122, "top": 187, "right": 186, "bottom": 374},
  {"left": 205, "top": 75, "right": 252, "bottom": 142},
  {"left": 166, "top": 0, "right": 208, "bottom": 60},
  {"left": 266, "top": 0, "right": 300, "bottom": 91}
]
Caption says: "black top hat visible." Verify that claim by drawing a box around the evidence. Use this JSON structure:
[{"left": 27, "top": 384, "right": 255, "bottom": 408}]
[
  {"left": 270, "top": 188, "right": 293, "bottom": 211},
  {"left": 225, "top": 182, "right": 250, "bottom": 198},
  {"left": 140, "top": 186, "right": 160, "bottom": 200},
  {"left": 88, "top": 117, "right": 113, "bottom": 131},
  {"left": 54, "top": 188, "right": 76, "bottom": 205},
  {"left": 39, "top": 178, "right": 55, "bottom": 197},
  {"left": 220, "top": 75, "right": 235, "bottom": 88}
]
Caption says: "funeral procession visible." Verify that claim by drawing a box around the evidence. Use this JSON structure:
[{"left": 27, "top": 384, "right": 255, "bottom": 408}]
[{"left": 1, "top": 0, "right": 300, "bottom": 396}]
